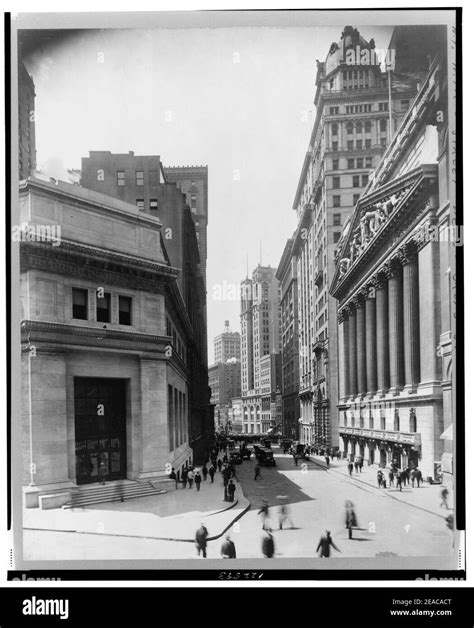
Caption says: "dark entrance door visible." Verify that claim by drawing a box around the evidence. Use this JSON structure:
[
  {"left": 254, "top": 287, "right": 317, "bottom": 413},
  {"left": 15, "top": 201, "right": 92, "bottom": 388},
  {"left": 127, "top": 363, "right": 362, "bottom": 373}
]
[{"left": 74, "top": 378, "right": 127, "bottom": 485}]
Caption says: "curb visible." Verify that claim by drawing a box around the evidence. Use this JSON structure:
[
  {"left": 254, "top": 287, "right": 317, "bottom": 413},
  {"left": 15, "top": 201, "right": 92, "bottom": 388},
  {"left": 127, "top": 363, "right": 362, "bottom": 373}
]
[
  {"left": 309, "top": 456, "right": 446, "bottom": 520},
  {"left": 24, "top": 480, "right": 251, "bottom": 544}
]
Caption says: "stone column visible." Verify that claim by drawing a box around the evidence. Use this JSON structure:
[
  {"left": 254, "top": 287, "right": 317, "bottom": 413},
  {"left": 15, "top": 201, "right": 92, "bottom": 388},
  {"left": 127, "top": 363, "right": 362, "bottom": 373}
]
[
  {"left": 374, "top": 272, "right": 390, "bottom": 393},
  {"left": 401, "top": 242, "right": 420, "bottom": 390},
  {"left": 365, "top": 284, "right": 377, "bottom": 395},
  {"left": 355, "top": 294, "right": 367, "bottom": 395},
  {"left": 386, "top": 258, "right": 405, "bottom": 392},
  {"left": 339, "top": 308, "right": 350, "bottom": 401},
  {"left": 347, "top": 304, "right": 358, "bottom": 397}
]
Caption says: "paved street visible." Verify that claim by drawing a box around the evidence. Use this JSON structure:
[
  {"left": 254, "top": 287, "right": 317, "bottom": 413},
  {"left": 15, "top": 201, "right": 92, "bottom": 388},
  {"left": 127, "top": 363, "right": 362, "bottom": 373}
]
[{"left": 24, "top": 447, "right": 452, "bottom": 561}]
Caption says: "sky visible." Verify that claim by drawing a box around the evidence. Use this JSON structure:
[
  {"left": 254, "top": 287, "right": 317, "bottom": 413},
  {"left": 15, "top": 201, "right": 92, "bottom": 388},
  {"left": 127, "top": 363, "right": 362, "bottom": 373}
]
[{"left": 21, "top": 21, "right": 393, "bottom": 362}]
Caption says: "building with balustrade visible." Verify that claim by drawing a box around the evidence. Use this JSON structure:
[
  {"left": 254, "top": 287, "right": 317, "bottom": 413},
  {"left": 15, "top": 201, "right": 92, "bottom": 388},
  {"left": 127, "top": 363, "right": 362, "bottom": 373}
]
[
  {"left": 330, "top": 33, "right": 453, "bottom": 481},
  {"left": 291, "top": 26, "right": 421, "bottom": 447}
]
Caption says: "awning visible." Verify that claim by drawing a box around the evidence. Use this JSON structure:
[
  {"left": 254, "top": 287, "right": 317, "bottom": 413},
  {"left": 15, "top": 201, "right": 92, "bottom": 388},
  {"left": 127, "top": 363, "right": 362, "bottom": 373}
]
[{"left": 440, "top": 424, "right": 453, "bottom": 440}]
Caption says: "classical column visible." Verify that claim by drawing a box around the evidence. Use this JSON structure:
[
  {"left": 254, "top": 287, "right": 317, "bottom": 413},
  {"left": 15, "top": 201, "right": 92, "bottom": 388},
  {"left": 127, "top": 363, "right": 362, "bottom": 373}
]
[
  {"left": 374, "top": 272, "right": 390, "bottom": 393},
  {"left": 400, "top": 242, "right": 420, "bottom": 390},
  {"left": 348, "top": 304, "right": 358, "bottom": 397},
  {"left": 365, "top": 283, "right": 377, "bottom": 395},
  {"left": 355, "top": 294, "right": 367, "bottom": 395},
  {"left": 339, "top": 308, "right": 350, "bottom": 400},
  {"left": 386, "top": 258, "right": 405, "bottom": 392}
]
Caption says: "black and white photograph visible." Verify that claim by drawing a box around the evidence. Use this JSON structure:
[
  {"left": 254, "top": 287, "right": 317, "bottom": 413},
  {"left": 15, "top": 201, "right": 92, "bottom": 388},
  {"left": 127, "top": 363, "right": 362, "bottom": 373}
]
[{"left": 8, "top": 7, "right": 463, "bottom": 578}]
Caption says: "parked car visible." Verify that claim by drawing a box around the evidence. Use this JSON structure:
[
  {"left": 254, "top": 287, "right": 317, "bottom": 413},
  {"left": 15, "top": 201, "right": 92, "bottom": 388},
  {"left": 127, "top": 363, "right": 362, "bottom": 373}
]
[
  {"left": 260, "top": 448, "right": 276, "bottom": 467},
  {"left": 230, "top": 451, "right": 242, "bottom": 465}
]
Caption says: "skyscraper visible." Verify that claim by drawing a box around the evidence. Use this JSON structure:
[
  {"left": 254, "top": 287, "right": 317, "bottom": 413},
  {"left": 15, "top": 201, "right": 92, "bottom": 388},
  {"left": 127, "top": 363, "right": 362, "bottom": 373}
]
[{"left": 214, "top": 320, "right": 241, "bottom": 364}]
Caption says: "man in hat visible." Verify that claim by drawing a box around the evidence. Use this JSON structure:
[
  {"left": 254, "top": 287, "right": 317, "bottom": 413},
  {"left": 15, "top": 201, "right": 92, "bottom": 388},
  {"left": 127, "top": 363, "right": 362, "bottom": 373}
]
[
  {"left": 316, "top": 530, "right": 341, "bottom": 558},
  {"left": 220, "top": 534, "right": 236, "bottom": 559}
]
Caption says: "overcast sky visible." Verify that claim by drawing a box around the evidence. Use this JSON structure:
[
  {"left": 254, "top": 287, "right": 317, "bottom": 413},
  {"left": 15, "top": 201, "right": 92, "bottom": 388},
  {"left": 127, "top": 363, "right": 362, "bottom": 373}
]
[{"left": 22, "top": 21, "right": 393, "bottom": 362}]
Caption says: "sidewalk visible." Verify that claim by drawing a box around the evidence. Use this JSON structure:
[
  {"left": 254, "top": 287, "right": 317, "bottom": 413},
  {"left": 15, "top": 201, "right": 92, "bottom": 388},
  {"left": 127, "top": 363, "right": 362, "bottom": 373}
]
[
  {"left": 309, "top": 455, "right": 452, "bottom": 519},
  {"left": 23, "top": 472, "right": 250, "bottom": 542}
]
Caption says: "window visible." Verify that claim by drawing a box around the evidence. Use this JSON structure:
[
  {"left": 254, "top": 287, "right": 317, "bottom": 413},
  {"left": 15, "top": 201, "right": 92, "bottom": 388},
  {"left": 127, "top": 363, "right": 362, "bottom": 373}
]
[
  {"left": 119, "top": 295, "right": 132, "bottom": 325},
  {"left": 329, "top": 106, "right": 339, "bottom": 115},
  {"left": 332, "top": 158, "right": 339, "bottom": 170},
  {"left": 117, "top": 171, "right": 125, "bottom": 186},
  {"left": 347, "top": 140, "right": 354, "bottom": 151},
  {"left": 96, "top": 292, "right": 111, "bottom": 323},
  {"left": 331, "top": 123, "right": 338, "bottom": 136},
  {"left": 401, "top": 99, "right": 410, "bottom": 113},
  {"left": 356, "top": 157, "right": 364, "bottom": 169},
  {"left": 409, "top": 411, "right": 417, "bottom": 433},
  {"left": 333, "top": 231, "right": 341, "bottom": 243},
  {"left": 149, "top": 170, "right": 158, "bottom": 186},
  {"left": 360, "top": 415, "right": 364, "bottom": 429},
  {"left": 365, "top": 139, "right": 372, "bottom": 149},
  {"left": 369, "top": 413, "right": 374, "bottom": 429},
  {"left": 332, "top": 176, "right": 340, "bottom": 189},
  {"left": 356, "top": 139, "right": 363, "bottom": 149},
  {"left": 136, "top": 171, "right": 144, "bottom": 186},
  {"left": 333, "top": 213, "right": 341, "bottom": 226},
  {"left": 332, "top": 141, "right": 338, "bottom": 151},
  {"left": 353, "top": 194, "right": 360, "bottom": 205},
  {"left": 365, "top": 121, "right": 372, "bottom": 132},
  {"left": 333, "top": 195, "right": 341, "bottom": 208},
  {"left": 362, "top": 174, "right": 369, "bottom": 187},
  {"left": 347, "top": 158, "right": 354, "bottom": 169},
  {"left": 380, "top": 118, "right": 387, "bottom": 132},
  {"left": 393, "top": 410, "right": 400, "bottom": 431},
  {"left": 136, "top": 199, "right": 145, "bottom": 210},
  {"left": 190, "top": 194, "right": 197, "bottom": 209},
  {"left": 352, "top": 175, "right": 360, "bottom": 188},
  {"left": 355, "top": 122, "right": 363, "bottom": 134},
  {"left": 72, "top": 288, "right": 88, "bottom": 320},
  {"left": 380, "top": 414, "right": 386, "bottom": 430},
  {"left": 379, "top": 102, "right": 389, "bottom": 111},
  {"left": 365, "top": 156, "right": 373, "bottom": 168},
  {"left": 150, "top": 199, "right": 158, "bottom": 212},
  {"left": 381, "top": 137, "right": 387, "bottom": 147}
]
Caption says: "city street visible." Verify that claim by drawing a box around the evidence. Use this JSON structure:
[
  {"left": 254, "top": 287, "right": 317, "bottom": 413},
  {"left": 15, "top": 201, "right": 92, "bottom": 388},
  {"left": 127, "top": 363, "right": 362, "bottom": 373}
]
[{"left": 24, "top": 447, "right": 452, "bottom": 561}]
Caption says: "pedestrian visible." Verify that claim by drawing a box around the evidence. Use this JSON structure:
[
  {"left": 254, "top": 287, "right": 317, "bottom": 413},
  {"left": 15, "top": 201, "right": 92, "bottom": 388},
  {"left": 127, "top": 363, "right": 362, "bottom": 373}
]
[
  {"left": 345, "top": 501, "right": 358, "bottom": 539},
  {"left": 169, "top": 467, "right": 177, "bottom": 489},
  {"left": 278, "top": 503, "right": 294, "bottom": 530},
  {"left": 258, "top": 502, "right": 270, "bottom": 530},
  {"left": 220, "top": 534, "right": 236, "bottom": 559},
  {"left": 181, "top": 468, "right": 188, "bottom": 489},
  {"left": 354, "top": 459, "right": 360, "bottom": 474},
  {"left": 227, "top": 479, "right": 236, "bottom": 502},
  {"left": 347, "top": 461, "right": 353, "bottom": 476},
  {"left": 262, "top": 529, "right": 275, "bottom": 558},
  {"left": 223, "top": 454, "right": 228, "bottom": 464},
  {"left": 217, "top": 459, "right": 223, "bottom": 472},
  {"left": 415, "top": 468, "right": 423, "bottom": 487},
  {"left": 396, "top": 471, "right": 403, "bottom": 492},
  {"left": 388, "top": 468, "right": 394, "bottom": 487},
  {"left": 359, "top": 457, "right": 364, "bottom": 471},
  {"left": 293, "top": 453, "right": 298, "bottom": 466},
  {"left": 202, "top": 465, "right": 208, "bottom": 482},
  {"left": 377, "top": 470, "right": 383, "bottom": 488},
  {"left": 316, "top": 530, "right": 341, "bottom": 558},
  {"left": 195, "top": 471, "right": 202, "bottom": 491},
  {"left": 325, "top": 455, "right": 330, "bottom": 468},
  {"left": 410, "top": 468, "right": 416, "bottom": 488},
  {"left": 254, "top": 463, "right": 262, "bottom": 481},
  {"left": 440, "top": 487, "right": 449, "bottom": 509},
  {"left": 195, "top": 523, "right": 209, "bottom": 558},
  {"left": 187, "top": 469, "right": 194, "bottom": 489},
  {"left": 209, "top": 465, "right": 215, "bottom": 483},
  {"left": 98, "top": 460, "right": 107, "bottom": 485},
  {"left": 331, "top": 450, "right": 335, "bottom": 461}
]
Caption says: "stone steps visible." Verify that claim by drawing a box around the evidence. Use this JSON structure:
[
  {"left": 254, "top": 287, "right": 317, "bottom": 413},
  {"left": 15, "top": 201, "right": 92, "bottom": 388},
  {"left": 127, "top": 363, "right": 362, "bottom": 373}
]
[{"left": 62, "top": 482, "right": 167, "bottom": 509}]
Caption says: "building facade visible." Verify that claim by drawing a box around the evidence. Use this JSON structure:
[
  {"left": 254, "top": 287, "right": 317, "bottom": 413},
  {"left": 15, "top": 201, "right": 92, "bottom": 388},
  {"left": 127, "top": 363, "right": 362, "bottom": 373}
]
[
  {"left": 240, "top": 265, "right": 281, "bottom": 434},
  {"left": 260, "top": 353, "right": 282, "bottom": 433},
  {"left": 208, "top": 359, "right": 242, "bottom": 430},
  {"left": 291, "top": 26, "right": 424, "bottom": 448},
  {"left": 18, "top": 61, "right": 36, "bottom": 180},
  {"left": 330, "top": 34, "right": 452, "bottom": 481},
  {"left": 214, "top": 320, "right": 241, "bottom": 363},
  {"left": 81, "top": 150, "right": 212, "bottom": 464},
  {"left": 19, "top": 178, "right": 197, "bottom": 505},
  {"left": 276, "top": 235, "right": 300, "bottom": 439}
]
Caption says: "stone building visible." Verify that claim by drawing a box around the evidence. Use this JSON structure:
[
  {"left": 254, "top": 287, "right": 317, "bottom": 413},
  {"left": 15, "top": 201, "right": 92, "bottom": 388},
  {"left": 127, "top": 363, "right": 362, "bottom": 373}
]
[
  {"left": 291, "top": 26, "right": 426, "bottom": 448},
  {"left": 276, "top": 235, "right": 300, "bottom": 439},
  {"left": 81, "top": 150, "right": 212, "bottom": 464},
  {"left": 20, "top": 177, "right": 199, "bottom": 506},
  {"left": 330, "top": 34, "right": 453, "bottom": 481},
  {"left": 214, "top": 320, "right": 241, "bottom": 364},
  {"left": 208, "top": 359, "right": 241, "bottom": 430}
]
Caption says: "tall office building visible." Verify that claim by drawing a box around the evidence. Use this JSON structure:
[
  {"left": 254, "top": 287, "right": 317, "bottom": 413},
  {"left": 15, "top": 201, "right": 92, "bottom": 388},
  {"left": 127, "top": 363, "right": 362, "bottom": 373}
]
[
  {"left": 18, "top": 61, "right": 36, "bottom": 180},
  {"left": 240, "top": 265, "right": 281, "bottom": 434},
  {"left": 291, "top": 26, "right": 424, "bottom": 447},
  {"left": 214, "top": 320, "right": 241, "bottom": 364}
]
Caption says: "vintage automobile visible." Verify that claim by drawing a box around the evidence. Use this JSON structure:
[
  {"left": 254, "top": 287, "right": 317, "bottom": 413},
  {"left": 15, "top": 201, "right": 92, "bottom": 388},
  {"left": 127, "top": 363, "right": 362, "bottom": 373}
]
[
  {"left": 262, "top": 438, "right": 272, "bottom": 449},
  {"left": 240, "top": 446, "right": 252, "bottom": 460},
  {"left": 260, "top": 448, "right": 276, "bottom": 467},
  {"left": 230, "top": 451, "right": 242, "bottom": 465}
]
